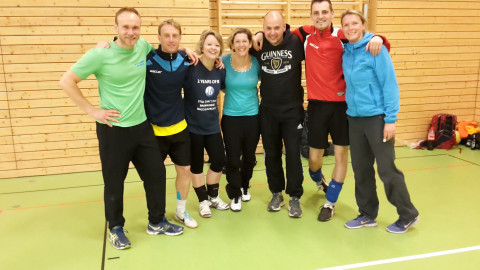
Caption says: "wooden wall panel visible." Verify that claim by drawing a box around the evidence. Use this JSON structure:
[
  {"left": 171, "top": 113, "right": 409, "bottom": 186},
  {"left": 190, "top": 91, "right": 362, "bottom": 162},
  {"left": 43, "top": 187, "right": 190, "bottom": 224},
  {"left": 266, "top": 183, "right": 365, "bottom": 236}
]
[
  {"left": 1, "top": 0, "right": 479, "bottom": 178},
  {"left": 375, "top": 0, "right": 480, "bottom": 144},
  {"left": 1, "top": 0, "right": 210, "bottom": 179}
]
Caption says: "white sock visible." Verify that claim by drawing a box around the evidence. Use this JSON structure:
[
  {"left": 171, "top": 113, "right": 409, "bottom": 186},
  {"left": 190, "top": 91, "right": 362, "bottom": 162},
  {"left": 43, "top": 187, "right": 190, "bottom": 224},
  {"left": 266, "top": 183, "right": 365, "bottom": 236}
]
[{"left": 177, "top": 199, "right": 187, "bottom": 214}]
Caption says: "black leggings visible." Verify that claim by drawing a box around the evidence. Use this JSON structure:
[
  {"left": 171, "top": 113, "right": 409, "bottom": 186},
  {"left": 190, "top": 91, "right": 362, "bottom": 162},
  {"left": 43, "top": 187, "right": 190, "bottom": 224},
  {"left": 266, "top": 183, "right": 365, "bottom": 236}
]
[
  {"left": 96, "top": 121, "right": 166, "bottom": 229},
  {"left": 221, "top": 115, "right": 260, "bottom": 199},
  {"left": 189, "top": 132, "right": 225, "bottom": 174}
]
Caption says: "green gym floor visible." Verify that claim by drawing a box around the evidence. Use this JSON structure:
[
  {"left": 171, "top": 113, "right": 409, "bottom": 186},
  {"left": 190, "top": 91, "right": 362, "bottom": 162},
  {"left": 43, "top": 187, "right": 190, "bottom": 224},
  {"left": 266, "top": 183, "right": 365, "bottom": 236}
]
[{"left": 1, "top": 146, "right": 479, "bottom": 270}]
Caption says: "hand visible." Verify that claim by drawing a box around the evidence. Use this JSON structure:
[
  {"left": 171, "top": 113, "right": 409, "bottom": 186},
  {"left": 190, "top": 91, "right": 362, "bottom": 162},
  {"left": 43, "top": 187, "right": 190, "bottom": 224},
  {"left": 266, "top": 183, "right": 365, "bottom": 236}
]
[
  {"left": 252, "top": 32, "right": 264, "bottom": 51},
  {"left": 89, "top": 108, "right": 121, "bottom": 127},
  {"left": 96, "top": 41, "right": 111, "bottom": 49},
  {"left": 215, "top": 57, "right": 224, "bottom": 69},
  {"left": 366, "top": 36, "right": 383, "bottom": 56},
  {"left": 383, "top": 123, "right": 396, "bottom": 142},
  {"left": 184, "top": 47, "right": 199, "bottom": 66}
]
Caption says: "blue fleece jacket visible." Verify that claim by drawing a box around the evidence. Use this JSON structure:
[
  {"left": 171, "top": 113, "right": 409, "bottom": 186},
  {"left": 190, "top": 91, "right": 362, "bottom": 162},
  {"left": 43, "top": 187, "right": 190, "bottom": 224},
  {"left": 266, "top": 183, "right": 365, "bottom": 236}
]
[{"left": 342, "top": 32, "right": 400, "bottom": 124}]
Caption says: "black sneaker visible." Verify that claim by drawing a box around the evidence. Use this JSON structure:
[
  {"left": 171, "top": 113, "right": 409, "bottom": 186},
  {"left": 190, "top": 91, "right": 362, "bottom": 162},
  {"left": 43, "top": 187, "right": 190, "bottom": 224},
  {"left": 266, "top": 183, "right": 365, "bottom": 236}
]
[{"left": 317, "top": 203, "right": 335, "bottom": 222}]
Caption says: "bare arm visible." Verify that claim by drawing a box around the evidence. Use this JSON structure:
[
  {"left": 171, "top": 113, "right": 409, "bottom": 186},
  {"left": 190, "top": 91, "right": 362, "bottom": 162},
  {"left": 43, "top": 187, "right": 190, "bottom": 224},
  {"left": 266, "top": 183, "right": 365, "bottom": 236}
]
[
  {"left": 252, "top": 32, "right": 264, "bottom": 51},
  {"left": 59, "top": 70, "right": 120, "bottom": 127}
]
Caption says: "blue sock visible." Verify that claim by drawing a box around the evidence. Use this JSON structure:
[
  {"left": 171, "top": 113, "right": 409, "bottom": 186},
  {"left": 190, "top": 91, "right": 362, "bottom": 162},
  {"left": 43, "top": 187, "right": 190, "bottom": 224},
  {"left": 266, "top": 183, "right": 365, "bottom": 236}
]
[
  {"left": 326, "top": 179, "right": 343, "bottom": 203},
  {"left": 309, "top": 169, "right": 323, "bottom": 183}
]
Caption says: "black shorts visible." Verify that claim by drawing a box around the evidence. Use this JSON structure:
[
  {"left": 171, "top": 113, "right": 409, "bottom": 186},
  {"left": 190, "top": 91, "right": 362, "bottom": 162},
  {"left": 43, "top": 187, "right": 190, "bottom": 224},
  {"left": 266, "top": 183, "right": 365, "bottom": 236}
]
[
  {"left": 189, "top": 132, "right": 225, "bottom": 174},
  {"left": 155, "top": 128, "right": 191, "bottom": 166},
  {"left": 307, "top": 101, "right": 349, "bottom": 149}
]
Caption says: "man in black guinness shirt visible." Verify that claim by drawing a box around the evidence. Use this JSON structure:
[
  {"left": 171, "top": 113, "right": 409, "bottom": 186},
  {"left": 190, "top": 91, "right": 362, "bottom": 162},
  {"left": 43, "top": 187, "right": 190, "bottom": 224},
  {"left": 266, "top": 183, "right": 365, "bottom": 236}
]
[{"left": 250, "top": 10, "right": 305, "bottom": 218}]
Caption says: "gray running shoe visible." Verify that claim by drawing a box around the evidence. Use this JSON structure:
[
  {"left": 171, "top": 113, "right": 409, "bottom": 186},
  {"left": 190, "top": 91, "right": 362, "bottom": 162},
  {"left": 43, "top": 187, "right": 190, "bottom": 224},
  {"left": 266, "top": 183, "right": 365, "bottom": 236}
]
[
  {"left": 288, "top": 196, "right": 302, "bottom": 218},
  {"left": 267, "top": 192, "right": 285, "bottom": 211}
]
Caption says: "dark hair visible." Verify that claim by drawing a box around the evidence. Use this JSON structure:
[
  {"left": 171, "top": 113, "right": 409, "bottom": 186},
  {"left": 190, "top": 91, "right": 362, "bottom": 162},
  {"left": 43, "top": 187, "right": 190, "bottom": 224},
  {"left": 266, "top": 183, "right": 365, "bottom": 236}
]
[
  {"left": 115, "top": 7, "right": 140, "bottom": 24},
  {"left": 310, "top": 0, "right": 333, "bottom": 12},
  {"left": 227, "top": 28, "right": 253, "bottom": 50}
]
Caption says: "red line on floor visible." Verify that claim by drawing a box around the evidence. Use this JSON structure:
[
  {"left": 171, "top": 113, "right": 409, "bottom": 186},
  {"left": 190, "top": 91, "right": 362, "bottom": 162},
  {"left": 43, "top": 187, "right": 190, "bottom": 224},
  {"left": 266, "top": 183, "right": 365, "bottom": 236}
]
[{"left": 0, "top": 163, "right": 473, "bottom": 212}]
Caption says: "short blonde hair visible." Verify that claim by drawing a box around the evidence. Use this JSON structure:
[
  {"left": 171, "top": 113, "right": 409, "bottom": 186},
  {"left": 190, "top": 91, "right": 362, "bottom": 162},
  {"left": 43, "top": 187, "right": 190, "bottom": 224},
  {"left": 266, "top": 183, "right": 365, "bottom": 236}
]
[
  {"left": 158, "top": 19, "right": 182, "bottom": 35},
  {"left": 196, "top": 30, "right": 224, "bottom": 56},
  {"left": 227, "top": 28, "right": 252, "bottom": 50},
  {"left": 341, "top": 9, "right": 367, "bottom": 33}
]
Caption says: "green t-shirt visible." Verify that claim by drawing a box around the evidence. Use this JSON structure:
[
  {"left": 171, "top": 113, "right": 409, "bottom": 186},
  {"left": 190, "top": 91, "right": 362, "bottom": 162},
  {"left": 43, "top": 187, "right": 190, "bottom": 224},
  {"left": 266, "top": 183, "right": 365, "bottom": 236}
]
[{"left": 71, "top": 38, "right": 153, "bottom": 127}]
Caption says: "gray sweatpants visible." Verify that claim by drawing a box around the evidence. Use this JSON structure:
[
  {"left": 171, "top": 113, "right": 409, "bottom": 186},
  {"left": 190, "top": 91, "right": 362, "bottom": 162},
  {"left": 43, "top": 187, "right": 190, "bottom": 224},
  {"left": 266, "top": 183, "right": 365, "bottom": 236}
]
[{"left": 348, "top": 115, "right": 418, "bottom": 222}]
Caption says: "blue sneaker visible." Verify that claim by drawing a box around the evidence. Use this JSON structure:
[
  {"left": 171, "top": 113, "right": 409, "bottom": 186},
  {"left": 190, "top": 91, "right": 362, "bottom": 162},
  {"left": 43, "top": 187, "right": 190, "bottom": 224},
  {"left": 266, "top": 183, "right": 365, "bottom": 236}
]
[
  {"left": 345, "top": 215, "right": 378, "bottom": 229},
  {"left": 147, "top": 217, "right": 184, "bottom": 236},
  {"left": 108, "top": 226, "right": 131, "bottom": 250},
  {"left": 386, "top": 216, "right": 419, "bottom": 234}
]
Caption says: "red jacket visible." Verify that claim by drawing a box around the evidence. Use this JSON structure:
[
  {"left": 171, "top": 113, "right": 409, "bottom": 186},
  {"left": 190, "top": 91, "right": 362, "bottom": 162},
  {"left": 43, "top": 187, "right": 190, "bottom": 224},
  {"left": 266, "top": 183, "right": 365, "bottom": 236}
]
[{"left": 292, "top": 25, "right": 390, "bottom": 102}]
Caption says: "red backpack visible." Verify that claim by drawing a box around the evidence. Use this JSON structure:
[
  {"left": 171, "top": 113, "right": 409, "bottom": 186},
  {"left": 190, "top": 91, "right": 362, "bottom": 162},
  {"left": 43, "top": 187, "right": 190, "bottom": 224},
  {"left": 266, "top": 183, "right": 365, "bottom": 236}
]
[{"left": 418, "top": 114, "right": 458, "bottom": 149}]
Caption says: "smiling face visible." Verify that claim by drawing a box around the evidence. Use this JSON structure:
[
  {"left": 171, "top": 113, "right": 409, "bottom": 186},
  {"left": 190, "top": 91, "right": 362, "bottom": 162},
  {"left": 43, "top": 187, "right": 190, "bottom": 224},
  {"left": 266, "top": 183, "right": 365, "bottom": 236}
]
[
  {"left": 263, "top": 11, "right": 286, "bottom": 46},
  {"left": 341, "top": 13, "right": 365, "bottom": 44},
  {"left": 232, "top": 33, "right": 251, "bottom": 57},
  {"left": 202, "top": 34, "right": 221, "bottom": 60},
  {"left": 310, "top": 1, "right": 334, "bottom": 31},
  {"left": 158, "top": 24, "right": 181, "bottom": 54},
  {"left": 114, "top": 11, "right": 141, "bottom": 49}
]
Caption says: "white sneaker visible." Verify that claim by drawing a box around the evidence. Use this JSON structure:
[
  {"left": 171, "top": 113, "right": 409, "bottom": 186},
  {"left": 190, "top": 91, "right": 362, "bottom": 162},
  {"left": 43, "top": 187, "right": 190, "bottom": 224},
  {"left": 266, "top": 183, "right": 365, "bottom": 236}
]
[
  {"left": 199, "top": 200, "right": 212, "bottom": 218},
  {"left": 175, "top": 210, "right": 199, "bottom": 228},
  {"left": 209, "top": 196, "right": 230, "bottom": 210},
  {"left": 240, "top": 187, "right": 251, "bottom": 202},
  {"left": 230, "top": 197, "right": 242, "bottom": 212}
]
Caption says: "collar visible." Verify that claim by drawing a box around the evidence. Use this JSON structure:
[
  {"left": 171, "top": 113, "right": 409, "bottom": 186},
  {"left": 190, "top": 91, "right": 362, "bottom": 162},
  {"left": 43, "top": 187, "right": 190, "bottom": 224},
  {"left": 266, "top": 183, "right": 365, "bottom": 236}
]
[
  {"left": 156, "top": 46, "right": 178, "bottom": 61},
  {"left": 314, "top": 25, "right": 333, "bottom": 38}
]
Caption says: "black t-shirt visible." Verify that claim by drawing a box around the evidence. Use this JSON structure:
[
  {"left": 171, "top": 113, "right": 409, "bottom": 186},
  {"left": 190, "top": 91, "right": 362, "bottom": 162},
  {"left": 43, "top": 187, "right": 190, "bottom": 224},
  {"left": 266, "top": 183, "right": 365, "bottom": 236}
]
[
  {"left": 251, "top": 24, "right": 305, "bottom": 110},
  {"left": 183, "top": 61, "right": 226, "bottom": 135}
]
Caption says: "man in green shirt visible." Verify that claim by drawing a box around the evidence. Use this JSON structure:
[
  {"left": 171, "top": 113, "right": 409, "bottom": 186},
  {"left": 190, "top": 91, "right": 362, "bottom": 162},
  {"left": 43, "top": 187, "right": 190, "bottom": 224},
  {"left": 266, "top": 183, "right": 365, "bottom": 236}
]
[{"left": 59, "top": 7, "right": 183, "bottom": 250}]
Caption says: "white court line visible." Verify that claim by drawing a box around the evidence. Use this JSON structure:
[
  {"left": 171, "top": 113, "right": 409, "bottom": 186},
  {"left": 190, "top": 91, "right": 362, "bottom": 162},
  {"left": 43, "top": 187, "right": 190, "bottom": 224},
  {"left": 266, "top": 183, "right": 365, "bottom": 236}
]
[{"left": 317, "top": 246, "right": 480, "bottom": 270}]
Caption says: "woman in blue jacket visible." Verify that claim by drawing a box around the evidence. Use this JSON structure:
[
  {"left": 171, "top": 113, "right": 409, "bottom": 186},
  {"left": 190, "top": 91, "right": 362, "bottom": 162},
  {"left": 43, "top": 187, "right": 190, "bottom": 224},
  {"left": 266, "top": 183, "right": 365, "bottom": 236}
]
[{"left": 341, "top": 10, "right": 419, "bottom": 233}]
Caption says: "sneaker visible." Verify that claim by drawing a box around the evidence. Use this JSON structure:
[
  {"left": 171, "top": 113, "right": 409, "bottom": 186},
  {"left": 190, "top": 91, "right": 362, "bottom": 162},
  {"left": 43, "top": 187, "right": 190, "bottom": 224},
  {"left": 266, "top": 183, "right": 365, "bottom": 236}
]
[
  {"left": 345, "top": 215, "right": 378, "bottom": 229},
  {"left": 175, "top": 210, "right": 198, "bottom": 229},
  {"left": 315, "top": 175, "right": 329, "bottom": 193},
  {"left": 108, "top": 226, "right": 131, "bottom": 250},
  {"left": 240, "top": 187, "right": 251, "bottom": 202},
  {"left": 267, "top": 192, "right": 285, "bottom": 211},
  {"left": 147, "top": 217, "right": 184, "bottom": 236},
  {"left": 230, "top": 197, "right": 242, "bottom": 212},
  {"left": 209, "top": 196, "right": 230, "bottom": 210},
  {"left": 199, "top": 200, "right": 212, "bottom": 218},
  {"left": 386, "top": 216, "right": 419, "bottom": 234},
  {"left": 318, "top": 203, "right": 335, "bottom": 222},
  {"left": 288, "top": 196, "right": 302, "bottom": 218}
]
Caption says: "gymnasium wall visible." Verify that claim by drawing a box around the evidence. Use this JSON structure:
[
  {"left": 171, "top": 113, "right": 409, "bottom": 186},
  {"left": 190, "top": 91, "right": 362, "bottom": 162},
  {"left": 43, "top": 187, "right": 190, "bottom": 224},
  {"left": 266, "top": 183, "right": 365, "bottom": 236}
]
[
  {"left": 1, "top": 0, "right": 479, "bottom": 179},
  {"left": 374, "top": 0, "right": 480, "bottom": 142},
  {"left": 0, "top": 0, "right": 210, "bottom": 178}
]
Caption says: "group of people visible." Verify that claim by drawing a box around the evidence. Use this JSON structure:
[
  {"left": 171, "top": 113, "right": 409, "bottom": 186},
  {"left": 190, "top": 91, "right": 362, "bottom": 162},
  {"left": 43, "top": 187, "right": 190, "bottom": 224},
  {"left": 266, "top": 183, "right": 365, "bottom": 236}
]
[{"left": 59, "top": 0, "right": 419, "bottom": 251}]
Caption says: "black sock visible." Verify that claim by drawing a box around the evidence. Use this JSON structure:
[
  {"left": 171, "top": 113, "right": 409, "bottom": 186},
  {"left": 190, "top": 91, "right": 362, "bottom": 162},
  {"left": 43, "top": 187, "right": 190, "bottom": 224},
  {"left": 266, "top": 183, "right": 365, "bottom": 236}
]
[
  {"left": 207, "top": 183, "right": 219, "bottom": 198},
  {"left": 194, "top": 186, "right": 208, "bottom": 202}
]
